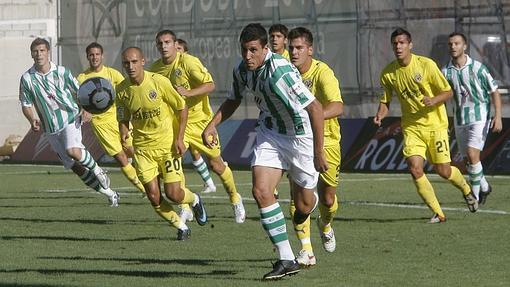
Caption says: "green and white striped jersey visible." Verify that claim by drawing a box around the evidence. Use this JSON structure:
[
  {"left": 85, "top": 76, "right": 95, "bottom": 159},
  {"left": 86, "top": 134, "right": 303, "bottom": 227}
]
[
  {"left": 229, "top": 51, "right": 315, "bottom": 136},
  {"left": 19, "top": 62, "right": 80, "bottom": 134},
  {"left": 442, "top": 55, "right": 498, "bottom": 126}
]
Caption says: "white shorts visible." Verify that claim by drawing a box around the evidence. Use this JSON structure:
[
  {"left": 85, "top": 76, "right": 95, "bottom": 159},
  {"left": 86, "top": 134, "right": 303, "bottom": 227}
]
[
  {"left": 251, "top": 127, "right": 319, "bottom": 189},
  {"left": 455, "top": 120, "right": 490, "bottom": 155},
  {"left": 45, "top": 120, "right": 85, "bottom": 169}
]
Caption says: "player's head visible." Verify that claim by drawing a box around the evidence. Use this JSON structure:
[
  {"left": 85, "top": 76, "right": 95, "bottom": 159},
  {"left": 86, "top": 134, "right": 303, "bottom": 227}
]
[
  {"left": 155, "top": 29, "right": 177, "bottom": 61},
  {"left": 269, "top": 23, "right": 288, "bottom": 54},
  {"left": 121, "top": 47, "right": 145, "bottom": 83},
  {"left": 239, "top": 23, "right": 269, "bottom": 71},
  {"left": 288, "top": 27, "right": 313, "bottom": 71},
  {"left": 448, "top": 32, "right": 467, "bottom": 59},
  {"left": 175, "top": 38, "right": 188, "bottom": 53},
  {"left": 85, "top": 42, "right": 104, "bottom": 70},
  {"left": 30, "top": 38, "right": 50, "bottom": 67},
  {"left": 390, "top": 28, "right": 413, "bottom": 63}
]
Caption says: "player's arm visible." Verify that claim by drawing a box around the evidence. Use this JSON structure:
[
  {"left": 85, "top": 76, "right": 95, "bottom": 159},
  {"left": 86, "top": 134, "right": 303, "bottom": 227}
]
[
  {"left": 319, "top": 68, "right": 344, "bottom": 119},
  {"left": 490, "top": 89, "right": 502, "bottom": 132},
  {"left": 374, "top": 73, "right": 393, "bottom": 126},
  {"left": 423, "top": 62, "right": 453, "bottom": 107},
  {"left": 305, "top": 99, "right": 328, "bottom": 173},
  {"left": 323, "top": 101, "right": 343, "bottom": 119},
  {"left": 174, "top": 106, "right": 189, "bottom": 156},
  {"left": 202, "top": 98, "right": 241, "bottom": 148},
  {"left": 175, "top": 82, "right": 215, "bottom": 98},
  {"left": 119, "top": 120, "right": 130, "bottom": 146},
  {"left": 21, "top": 106, "right": 40, "bottom": 132},
  {"left": 422, "top": 89, "right": 452, "bottom": 107},
  {"left": 374, "top": 102, "right": 389, "bottom": 127}
]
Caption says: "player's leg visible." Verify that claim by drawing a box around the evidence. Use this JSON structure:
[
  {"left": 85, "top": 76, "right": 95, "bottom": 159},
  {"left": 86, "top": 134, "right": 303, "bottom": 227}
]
[
  {"left": 160, "top": 152, "right": 207, "bottom": 226},
  {"left": 136, "top": 149, "right": 191, "bottom": 240},
  {"left": 464, "top": 121, "right": 492, "bottom": 203},
  {"left": 190, "top": 147, "right": 216, "bottom": 193},
  {"left": 403, "top": 129, "right": 445, "bottom": 222},
  {"left": 430, "top": 129, "right": 477, "bottom": 212},
  {"left": 289, "top": 179, "right": 316, "bottom": 267}
]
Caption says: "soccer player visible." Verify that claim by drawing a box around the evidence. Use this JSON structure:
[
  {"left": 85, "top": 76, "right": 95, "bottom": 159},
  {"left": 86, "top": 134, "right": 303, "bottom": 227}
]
[
  {"left": 202, "top": 23, "right": 328, "bottom": 280},
  {"left": 149, "top": 30, "right": 245, "bottom": 224},
  {"left": 373, "top": 28, "right": 478, "bottom": 223},
  {"left": 442, "top": 32, "right": 502, "bottom": 203},
  {"left": 77, "top": 42, "right": 145, "bottom": 196},
  {"left": 269, "top": 24, "right": 289, "bottom": 60},
  {"left": 174, "top": 37, "right": 218, "bottom": 196},
  {"left": 19, "top": 37, "right": 118, "bottom": 206},
  {"left": 287, "top": 27, "right": 343, "bottom": 267},
  {"left": 116, "top": 47, "right": 207, "bottom": 240},
  {"left": 175, "top": 38, "right": 188, "bottom": 53}
]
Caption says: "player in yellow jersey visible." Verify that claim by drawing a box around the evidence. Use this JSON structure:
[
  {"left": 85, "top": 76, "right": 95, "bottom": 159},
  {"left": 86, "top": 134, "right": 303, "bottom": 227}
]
[
  {"left": 116, "top": 47, "right": 207, "bottom": 240},
  {"left": 77, "top": 42, "right": 145, "bottom": 197},
  {"left": 149, "top": 30, "right": 245, "bottom": 224},
  {"left": 287, "top": 27, "right": 343, "bottom": 266},
  {"left": 373, "top": 28, "right": 478, "bottom": 223},
  {"left": 269, "top": 24, "right": 290, "bottom": 60}
]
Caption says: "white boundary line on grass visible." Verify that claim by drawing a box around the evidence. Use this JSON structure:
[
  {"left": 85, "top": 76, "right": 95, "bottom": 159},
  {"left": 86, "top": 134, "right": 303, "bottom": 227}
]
[{"left": 38, "top": 186, "right": 509, "bottom": 216}]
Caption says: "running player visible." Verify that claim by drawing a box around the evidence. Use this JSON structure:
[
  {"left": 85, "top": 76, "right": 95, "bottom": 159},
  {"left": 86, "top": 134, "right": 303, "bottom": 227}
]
[
  {"left": 287, "top": 27, "right": 343, "bottom": 267},
  {"left": 19, "top": 38, "right": 118, "bottom": 206},
  {"left": 442, "top": 32, "right": 502, "bottom": 203},
  {"left": 149, "top": 30, "right": 245, "bottom": 224},
  {"left": 373, "top": 28, "right": 478, "bottom": 223},
  {"left": 203, "top": 23, "right": 328, "bottom": 280},
  {"left": 77, "top": 42, "right": 145, "bottom": 196},
  {"left": 116, "top": 47, "right": 207, "bottom": 240},
  {"left": 269, "top": 24, "right": 290, "bottom": 60}
]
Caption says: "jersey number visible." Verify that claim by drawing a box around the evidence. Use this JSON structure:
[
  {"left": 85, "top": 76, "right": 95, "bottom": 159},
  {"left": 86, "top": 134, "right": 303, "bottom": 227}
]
[
  {"left": 435, "top": 140, "right": 449, "bottom": 153},
  {"left": 165, "top": 159, "right": 181, "bottom": 173}
]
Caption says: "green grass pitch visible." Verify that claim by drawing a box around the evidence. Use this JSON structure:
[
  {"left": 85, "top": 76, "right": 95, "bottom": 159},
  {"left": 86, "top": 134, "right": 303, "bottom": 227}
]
[{"left": 0, "top": 164, "right": 509, "bottom": 286}]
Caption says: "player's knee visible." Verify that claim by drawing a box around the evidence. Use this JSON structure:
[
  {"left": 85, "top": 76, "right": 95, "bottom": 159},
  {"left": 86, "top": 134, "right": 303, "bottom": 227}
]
[
  {"left": 209, "top": 157, "right": 225, "bottom": 174},
  {"left": 293, "top": 210, "right": 309, "bottom": 225},
  {"left": 408, "top": 166, "right": 424, "bottom": 179},
  {"left": 435, "top": 164, "right": 451, "bottom": 179}
]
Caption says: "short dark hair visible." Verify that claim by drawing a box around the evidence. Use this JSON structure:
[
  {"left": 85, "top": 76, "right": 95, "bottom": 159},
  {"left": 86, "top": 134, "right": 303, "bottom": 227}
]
[
  {"left": 240, "top": 23, "right": 268, "bottom": 46},
  {"left": 269, "top": 24, "right": 288, "bottom": 38},
  {"left": 85, "top": 42, "right": 103, "bottom": 55},
  {"left": 288, "top": 27, "right": 313, "bottom": 46},
  {"left": 448, "top": 32, "right": 467, "bottom": 44},
  {"left": 176, "top": 38, "right": 188, "bottom": 52},
  {"left": 391, "top": 28, "right": 412, "bottom": 42},
  {"left": 155, "top": 29, "right": 176, "bottom": 41},
  {"left": 30, "top": 37, "right": 50, "bottom": 51}
]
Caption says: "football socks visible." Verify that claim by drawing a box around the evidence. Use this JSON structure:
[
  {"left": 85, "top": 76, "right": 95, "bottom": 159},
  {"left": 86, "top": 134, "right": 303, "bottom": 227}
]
[
  {"left": 414, "top": 175, "right": 445, "bottom": 218},
  {"left": 121, "top": 164, "right": 145, "bottom": 194},
  {"left": 261, "top": 203, "right": 294, "bottom": 260},
  {"left": 219, "top": 166, "right": 240, "bottom": 204},
  {"left": 192, "top": 156, "right": 215, "bottom": 189},
  {"left": 448, "top": 166, "right": 471, "bottom": 196}
]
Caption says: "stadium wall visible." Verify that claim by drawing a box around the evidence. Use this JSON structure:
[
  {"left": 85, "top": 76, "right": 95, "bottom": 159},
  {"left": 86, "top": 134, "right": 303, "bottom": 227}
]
[{"left": 10, "top": 117, "right": 510, "bottom": 174}]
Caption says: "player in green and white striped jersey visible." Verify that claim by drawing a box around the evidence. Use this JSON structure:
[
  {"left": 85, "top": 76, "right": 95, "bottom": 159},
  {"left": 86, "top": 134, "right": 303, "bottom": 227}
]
[
  {"left": 202, "top": 23, "right": 327, "bottom": 280},
  {"left": 19, "top": 38, "right": 119, "bottom": 207},
  {"left": 442, "top": 32, "right": 503, "bottom": 204}
]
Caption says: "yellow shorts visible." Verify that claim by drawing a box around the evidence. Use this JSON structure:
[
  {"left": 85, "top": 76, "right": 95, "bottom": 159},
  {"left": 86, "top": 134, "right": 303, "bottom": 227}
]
[
  {"left": 184, "top": 120, "right": 222, "bottom": 159},
  {"left": 91, "top": 120, "right": 133, "bottom": 156},
  {"left": 134, "top": 148, "right": 184, "bottom": 184},
  {"left": 402, "top": 128, "right": 451, "bottom": 164},
  {"left": 320, "top": 142, "right": 341, "bottom": 187}
]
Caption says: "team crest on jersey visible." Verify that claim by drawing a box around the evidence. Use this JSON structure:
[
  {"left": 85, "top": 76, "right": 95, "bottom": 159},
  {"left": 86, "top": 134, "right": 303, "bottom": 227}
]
[
  {"left": 174, "top": 69, "right": 182, "bottom": 77},
  {"left": 414, "top": 73, "right": 422, "bottom": 82},
  {"left": 148, "top": 90, "right": 157, "bottom": 100},
  {"left": 303, "top": 79, "right": 313, "bottom": 89}
]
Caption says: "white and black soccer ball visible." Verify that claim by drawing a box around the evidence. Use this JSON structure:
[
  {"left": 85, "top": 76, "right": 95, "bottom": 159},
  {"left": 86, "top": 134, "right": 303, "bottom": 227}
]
[{"left": 77, "top": 77, "right": 115, "bottom": 114}]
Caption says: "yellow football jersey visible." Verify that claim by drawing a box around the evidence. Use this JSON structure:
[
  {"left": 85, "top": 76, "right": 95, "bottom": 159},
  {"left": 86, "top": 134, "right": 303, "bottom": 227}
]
[
  {"left": 301, "top": 59, "right": 343, "bottom": 146},
  {"left": 380, "top": 54, "right": 451, "bottom": 130},
  {"left": 77, "top": 66, "right": 124, "bottom": 125},
  {"left": 115, "top": 71, "right": 186, "bottom": 150},
  {"left": 149, "top": 52, "right": 213, "bottom": 123},
  {"left": 281, "top": 49, "right": 290, "bottom": 60}
]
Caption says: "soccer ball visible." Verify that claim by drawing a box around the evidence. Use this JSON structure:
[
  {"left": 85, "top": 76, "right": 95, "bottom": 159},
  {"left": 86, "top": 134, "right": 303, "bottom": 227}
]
[{"left": 77, "top": 77, "right": 115, "bottom": 114}]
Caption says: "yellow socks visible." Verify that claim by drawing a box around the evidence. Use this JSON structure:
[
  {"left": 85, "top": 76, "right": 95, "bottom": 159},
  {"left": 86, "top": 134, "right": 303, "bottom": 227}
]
[
  {"left": 120, "top": 164, "right": 145, "bottom": 194},
  {"left": 414, "top": 175, "right": 444, "bottom": 217},
  {"left": 319, "top": 195, "right": 339, "bottom": 233},
  {"left": 448, "top": 166, "right": 471, "bottom": 196},
  {"left": 290, "top": 200, "right": 312, "bottom": 251},
  {"left": 153, "top": 200, "right": 183, "bottom": 229},
  {"left": 219, "top": 166, "right": 240, "bottom": 204}
]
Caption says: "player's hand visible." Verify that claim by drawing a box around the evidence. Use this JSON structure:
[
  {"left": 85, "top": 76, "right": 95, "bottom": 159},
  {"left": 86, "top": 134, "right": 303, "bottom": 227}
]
[
  {"left": 422, "top": 96, "right": 436, "bottom": 107},
  {"left": 81, "top": 110, "right": 92, "bottom": 123},
  {"left": 314, "top": 152, "right": 328, "bottom": 173},
  {"left": 175, "top": 85, "right": 191, "bottom": 98},
  {"left": 31, "top": 119, "right": 41, "bottom": 132},
  {"left": 491, "top": 117, "right": 503, "bottom": 133},
  {"left": 174, "top": 139, "right": 187, "bottom": 156},
  {"left": 202, "top": 125, "right": 218, "bottom": 148},
  {"left": 120, "top": 132, "right": 129, "bottom": 146},
  {"left": 373, "top": 115, "right": 383, "bottom": 127}
]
